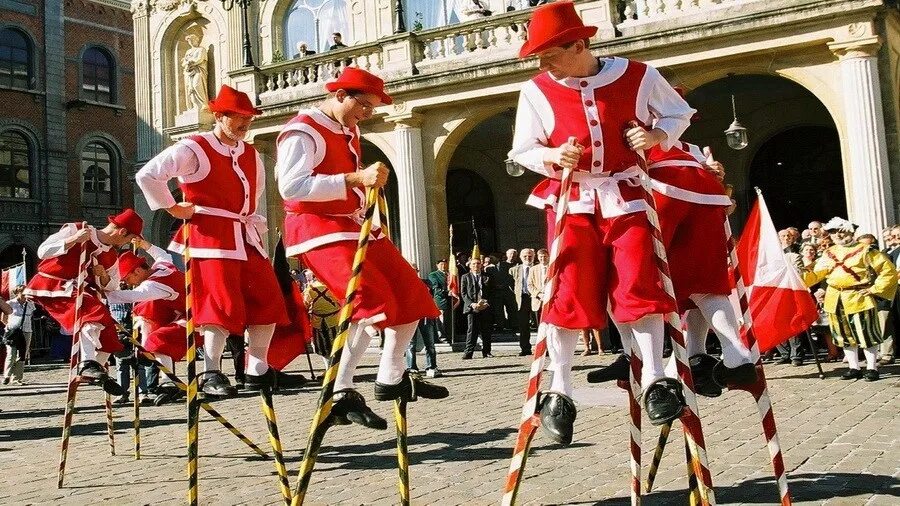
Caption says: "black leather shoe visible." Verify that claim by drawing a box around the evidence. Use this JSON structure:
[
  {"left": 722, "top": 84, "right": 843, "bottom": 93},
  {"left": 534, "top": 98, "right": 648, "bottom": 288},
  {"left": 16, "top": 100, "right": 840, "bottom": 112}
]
[
  {"left": 245, "top": 369, "right": 275, "bottom": 392},
  {"left": 482, "top": 353, "right": 494, "bottom": 358},
  {"left": 461, "top": 353, "right": 473, "bottom": 360},
  {"left": 77, "top": 360, "right": 106, "bottom": 380},
  {"left": 841, "top": 368, "right": 862, "bottom": 380},
  {"left": 276, "top": 370, "right": 307, "bottom": 389},
  {"left": 539, "top": 392, "right": 576, "bottom": 445},
  {"left": 374, "top": 371, "right": 449, "bottom": 402},
  {"left": 100, "top": 376, "right": 126, "bottom": 396},
  {"left": 864, "top": 369, "right": 879, "bottom": 382},
  {"left": 153, "top": 382, "right": 183, "bottom": 406},
  {"left": 690, "top": 354, "right": 723, "bottom": 398},
  {"left": 712, "top": 361, "right": 758, "bottom": 389},
  {"left": 644, "top": 378, "right": 685, "bottom": 426},
  {"left": 331, "top": 389, "right": 387, "bottom": 430},
  {"left": 199, "top": 371, "right": 237, "bottom": 398},
  {"left": 586, "top": 354, "right": 630, "bottom": 383},
  {"left": 519, "top": 351, "right": 532, "bottom": 356},
  {"left": 777, "top": 357, "right": 792, "bottom": 365}
]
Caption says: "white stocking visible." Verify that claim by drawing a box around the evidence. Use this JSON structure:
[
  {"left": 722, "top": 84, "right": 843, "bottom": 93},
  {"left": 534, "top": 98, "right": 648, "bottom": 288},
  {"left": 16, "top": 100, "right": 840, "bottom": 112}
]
[
  {"left": 333, "top": 322, "right": 376, "bottom": 392},
  {"left": 546, "top": 323, "right": 578, "bottom": 397},
  {"left": 377, "top": 321, "right": 418, "bottom": 385},
  {"left": 626, "top": 314, "right": 665, "bottom": 393},
  {"left": 863, "top": 346, "right": 878, "bottom": 370},
  {"left": 690, "top": 293, "right": 753, "bottom": 367},
  {"left": 156, "top": 353, "right": 175, "bottom": 381},
  {"left": 247, "top": 324, "right": 275, "bottom": 376},
  {"left": 80, "top": 322, "right": 103, "bottom": 362},
  {"left": 843, "top": 346, "right": 860, "bottom": 369},
  {"left": 201, "top": 325, "right": 228, "bottom": 372}
]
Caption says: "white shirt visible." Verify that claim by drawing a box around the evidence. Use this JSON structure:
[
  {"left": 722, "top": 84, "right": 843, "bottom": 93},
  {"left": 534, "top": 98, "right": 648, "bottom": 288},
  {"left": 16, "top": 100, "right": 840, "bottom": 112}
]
[
  {"left": 6, "top": 298, "right": 33, "bottom": 332},
  {"left": 276, "top": 109, "right": 353, "bottom": 202},
  {"left": 105, "top": 244, "right": 179, "bottom": 305}
]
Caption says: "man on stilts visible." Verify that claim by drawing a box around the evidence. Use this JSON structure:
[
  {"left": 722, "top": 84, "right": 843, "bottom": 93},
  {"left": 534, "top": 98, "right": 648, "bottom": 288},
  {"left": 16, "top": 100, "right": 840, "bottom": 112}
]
[
  {"left": 508, "top": 1, "right": 696, "bottom": 443},
  {"left": 276, "top": 67, "right": 447, "bottom": 429},
  {"left": 25, "top": 210, "right": 144, "bottom": 395},
  {"left": 105, "top": 239, "right": 196, "bottom": 405},
  {"left": 137, "top": 85, "right": 289, "bottom": 398}
]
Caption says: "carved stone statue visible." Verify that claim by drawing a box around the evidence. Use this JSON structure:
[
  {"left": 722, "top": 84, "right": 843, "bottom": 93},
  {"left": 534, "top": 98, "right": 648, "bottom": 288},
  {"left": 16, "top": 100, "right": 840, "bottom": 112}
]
[{"left": 181, "top": 34, "right": 208, "bottom": 112}]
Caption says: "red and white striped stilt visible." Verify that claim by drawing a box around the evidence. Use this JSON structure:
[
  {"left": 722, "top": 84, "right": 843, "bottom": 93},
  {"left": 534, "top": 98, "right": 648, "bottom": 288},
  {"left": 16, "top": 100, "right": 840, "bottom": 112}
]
[
  {"left": 502, "top": 138, "right": 578, "bottom": 506},
  {"left": 626, "top": 337, "right": 644, "bottom": 505},
  {"left": 628, "top": 122, "right": 715, "bottom": 505},
  {"left": 724, "top": 218, "right": 792, "bottom": 505}
]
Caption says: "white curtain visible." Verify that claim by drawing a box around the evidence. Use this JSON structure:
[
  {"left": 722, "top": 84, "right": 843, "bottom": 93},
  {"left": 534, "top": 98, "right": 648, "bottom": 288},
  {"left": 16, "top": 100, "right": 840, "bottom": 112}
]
[
  {"left": 404, "top": 0, "right": 448, "bottom": 29},
  {"left": 317, "top": 0, "right": 349, "bottom": 50},
  {"left": 283, "top": 0, "right": 349, "bottom": 56}
]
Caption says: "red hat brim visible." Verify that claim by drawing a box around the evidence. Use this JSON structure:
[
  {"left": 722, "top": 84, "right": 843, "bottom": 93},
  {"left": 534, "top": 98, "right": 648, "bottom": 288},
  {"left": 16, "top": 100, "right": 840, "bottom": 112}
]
[
  {"left": 324, "top": 81, "right": 393, "bottom": 106},
  {"left": 107, "top": 213, "right": 144, "bottom": 239},
  {"left": 518, "top": 25, "right": 598, "bottom": 58},
  {"left": 207, "top": 100, "right": 262, "bottom": 116}
]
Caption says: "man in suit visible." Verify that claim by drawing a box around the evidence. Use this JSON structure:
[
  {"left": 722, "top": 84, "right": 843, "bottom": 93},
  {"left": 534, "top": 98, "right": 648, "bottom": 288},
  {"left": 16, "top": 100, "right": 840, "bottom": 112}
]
[
  {"left": 461, "top": 256, "right": 494, "bottom": 359},
  {"left": 428, "top": 259, "right": 453, "bottom": 343},
  {"left": 528, "top": 249, "right": 549, "bottom": 316},
  {"left": 496, "top": 249, "right": 520, "bottom": 331},
  {"left": 509, "top": 248, "right": 536, "bottom": 355}
]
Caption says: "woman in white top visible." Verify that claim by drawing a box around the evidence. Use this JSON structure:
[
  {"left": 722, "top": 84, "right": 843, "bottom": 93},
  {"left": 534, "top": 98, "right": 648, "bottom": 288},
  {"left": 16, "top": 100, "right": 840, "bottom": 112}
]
[{"left": 2, "top": 286, "right": 25, "bottom": 384}]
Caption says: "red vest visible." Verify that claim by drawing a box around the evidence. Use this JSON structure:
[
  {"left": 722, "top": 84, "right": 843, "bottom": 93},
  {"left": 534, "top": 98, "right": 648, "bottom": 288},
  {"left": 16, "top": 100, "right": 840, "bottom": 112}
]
[
  {"left": 134, "top": 264, "right": 186, "bottom": 324},
  {"left": 277, "top": 111, "right": 380, "bottom": 257},
  {"left": 26, "top": 223, "right": 118, "bottom": 297},
  {"left": 168, "top": 134, "right": 262, "bottom": 259},
  {"left": 647, "top": 142, "right": 730, "bottom": 206}
]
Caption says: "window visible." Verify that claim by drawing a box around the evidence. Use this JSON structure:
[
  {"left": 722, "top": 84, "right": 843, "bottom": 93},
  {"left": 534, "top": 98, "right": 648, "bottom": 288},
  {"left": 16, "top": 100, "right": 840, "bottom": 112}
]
[
  {"left": 82, "top": 47, "right": 114, "bottom": 103},
  {"left": 283, "top": 0, "right": 348, "bottom": 56},
  {"left": 0, "top": 131, "right": 32, "bottom": 199},
  {"left": 81, "top": 141, "right": 116, "bottom": 206},
  {"left": 0, "top": 28, "right": 33, "bottom": 89},
  {"left": 402, "top": 0, "right": 465, "bottom": 30}
]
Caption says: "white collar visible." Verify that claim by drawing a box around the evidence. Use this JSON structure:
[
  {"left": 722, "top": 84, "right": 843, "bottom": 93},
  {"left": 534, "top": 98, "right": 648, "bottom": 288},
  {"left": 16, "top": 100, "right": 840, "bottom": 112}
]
[
  {"left": 305, "top": 108, "right": 358, "bottom": 137},
  {"left": 200, "top": 131, "right": 246, "bottom": 157},
  {"left": 554, "top": 57, "right": 628, "bottom": 90},
  {"left": 88, "top": 227, "right": 111, "bottom": 253}
]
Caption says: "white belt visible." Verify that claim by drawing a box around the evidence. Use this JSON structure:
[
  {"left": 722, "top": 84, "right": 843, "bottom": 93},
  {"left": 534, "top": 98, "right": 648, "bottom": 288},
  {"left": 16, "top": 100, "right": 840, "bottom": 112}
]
[
  {"left": 193, "top": 205, "right": 267, "bottom": 254},
  {"left": 38, "top": 272, "right": 71, "bottom": 282}
]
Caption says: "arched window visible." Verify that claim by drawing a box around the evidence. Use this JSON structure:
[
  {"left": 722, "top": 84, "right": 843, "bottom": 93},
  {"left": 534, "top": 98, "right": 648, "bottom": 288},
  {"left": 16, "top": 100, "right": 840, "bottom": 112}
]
[
  {"left": 0, "top": 27, "right": 33, "bottom": 89},
  {"left": 0, "top": 130, "right": 33, "bottom": 199},
  {"left": 81, "top": 141, "right": 117, "bottom": 206},
  {"left": 283, "top": 0, "right": 348, "bottom": 56},
  {"left": 82, "top": 47, "right": 114, "bottom": 103},
  {"left": 402, "top": 0, "right": 465, "bottom": 30}
]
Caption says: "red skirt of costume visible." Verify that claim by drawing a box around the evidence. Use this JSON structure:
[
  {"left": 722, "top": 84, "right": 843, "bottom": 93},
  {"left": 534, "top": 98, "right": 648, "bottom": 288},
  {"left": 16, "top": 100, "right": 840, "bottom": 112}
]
[
  {"left": 142, "top": 322, "right": 202, "bottom": 362},
  {"left": 651, "top": 166, "right": 731, "bottom": 312},
  {"left": 543, "top": 208, "right": 674, "bottom": 329},
  {"left": 300, "top": 239, "right": 439, "bottom": 328},
  {"left": 189, "top": 245, "right": 289, "bottom": 335},
  {"left": 32, "top": 292, "right": 123, "bottom": 353}
]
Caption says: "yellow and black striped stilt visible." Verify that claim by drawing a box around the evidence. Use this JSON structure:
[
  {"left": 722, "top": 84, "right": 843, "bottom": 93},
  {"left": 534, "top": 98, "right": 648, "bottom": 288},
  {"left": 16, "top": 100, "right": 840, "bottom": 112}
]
[
  {"left": 645, "top": 421, "right": 671, "bottom": 492},
  {"left": 394, "top": 399, "right": 410, "bottom": 506},
  {"left": 686, "top": 432, "right": 701, "bottom": 504},
  {"left": 123, "top": 334, "right": 269, "bottom": 457},
  {"left": 183, "top": 219, "right": 200, "bottom": 506},
  {"left": 105, "top": 391, "right": 115, "bottom": 456},
  {"left": 291, "top": 187, "right": 380, "bottom": 505},
  {"left": 261, "top": 389, "right": 292, "bottom": 505},
  {"left": 132, "top": 357, "right": 141, "bottom": 460}
]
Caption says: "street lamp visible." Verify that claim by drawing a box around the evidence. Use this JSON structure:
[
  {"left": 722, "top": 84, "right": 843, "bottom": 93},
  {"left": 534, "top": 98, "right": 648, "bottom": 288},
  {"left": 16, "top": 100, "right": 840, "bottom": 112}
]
[
  {"left": 505, "top": 158, "right": 525, "bottom": 177},
  {"left": 724, "top": 93, "right": 748, "bottom": 150},
  {"left": 220, "top": 0, "right": 255, "bottom": 67},
  {"left": 394, "top": 0, "right": 407, "bottom": 33}
]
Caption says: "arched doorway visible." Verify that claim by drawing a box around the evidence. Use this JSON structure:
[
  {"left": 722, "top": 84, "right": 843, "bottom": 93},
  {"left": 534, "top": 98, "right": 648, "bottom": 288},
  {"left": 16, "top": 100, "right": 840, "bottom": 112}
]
[
  {"left": 446, "top": 169, "right": 496, "bottom": 254},
  {"left": 749, "top": 126, "right": 844, "bottom": 228}
]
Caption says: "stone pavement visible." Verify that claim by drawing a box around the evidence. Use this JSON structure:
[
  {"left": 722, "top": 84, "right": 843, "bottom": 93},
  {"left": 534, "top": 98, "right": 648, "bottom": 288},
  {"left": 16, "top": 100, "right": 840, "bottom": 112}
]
[{"left": 0, "top": 348, "right": 897, "bottom": 505}]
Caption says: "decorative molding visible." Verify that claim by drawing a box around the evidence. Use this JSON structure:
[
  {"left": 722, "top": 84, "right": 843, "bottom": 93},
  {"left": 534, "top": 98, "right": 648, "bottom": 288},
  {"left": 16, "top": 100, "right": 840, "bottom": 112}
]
[
  {"left": 828, "top": 36, "right": 881, "bottom": 60},
  {"left": 388, "top": 111, "right": 422, "bottom": 128}
]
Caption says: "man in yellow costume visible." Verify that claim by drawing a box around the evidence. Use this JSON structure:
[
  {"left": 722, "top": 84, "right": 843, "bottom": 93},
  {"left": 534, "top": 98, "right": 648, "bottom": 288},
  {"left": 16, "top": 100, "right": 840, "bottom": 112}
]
[{"left": 803, "top": 217, "right": 897, "bottom": 381}]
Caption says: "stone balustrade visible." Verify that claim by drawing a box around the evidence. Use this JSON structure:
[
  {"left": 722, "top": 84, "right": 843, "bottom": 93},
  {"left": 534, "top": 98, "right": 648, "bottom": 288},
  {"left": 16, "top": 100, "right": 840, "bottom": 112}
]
[
  {"left": 618, "top": 0, "right": 763, "bottom": 25},
  {"left": 416, "top": 10, "right": 530, "bottom": 67}
]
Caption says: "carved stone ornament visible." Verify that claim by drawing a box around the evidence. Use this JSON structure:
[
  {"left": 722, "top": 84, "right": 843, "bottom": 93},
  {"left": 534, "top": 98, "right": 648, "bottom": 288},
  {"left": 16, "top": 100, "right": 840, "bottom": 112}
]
[{"left": 157, "top": 0, "right": 206, "bottom": 12}]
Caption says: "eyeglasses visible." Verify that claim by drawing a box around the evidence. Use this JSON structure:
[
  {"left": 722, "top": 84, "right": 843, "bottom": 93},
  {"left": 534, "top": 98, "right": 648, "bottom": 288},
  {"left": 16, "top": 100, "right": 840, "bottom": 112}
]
[{"left": 349, "top": 95, "right": 375, "bottom": 112}]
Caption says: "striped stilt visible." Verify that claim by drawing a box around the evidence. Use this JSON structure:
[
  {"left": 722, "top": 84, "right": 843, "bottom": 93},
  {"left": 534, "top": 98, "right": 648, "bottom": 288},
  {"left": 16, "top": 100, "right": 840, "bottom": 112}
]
[
  {"left": 395, "top": 399, "right": 410, "bottom": 506},
  {"left": 260, "top": 389, "right": 291, "bottom": 505},
  {"left": 105, "top": 391, "right": 115, "bottom": 456},
  {"left": 57, "top": 238, "right": 90, "bottom": 488},
  {"left": 183, "top": 218, "right": 200, "bottom": 506},
  {"left": 291, "top": 187, "right": 380, "bottom": 505},
  {"left": 132, "top": 357, "right": 141, "bottom": 460},
  {"left": 627, "top": 336, "right": 644, "bottom": 505},
  {"left": 502, "top": 137, "right": 578, "bottom": 505}
]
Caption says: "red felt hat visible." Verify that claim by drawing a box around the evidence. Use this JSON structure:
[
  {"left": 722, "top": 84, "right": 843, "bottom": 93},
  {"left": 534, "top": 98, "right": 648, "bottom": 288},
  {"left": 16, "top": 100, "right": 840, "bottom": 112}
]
[
  {"left": 117, "top": 251, "right": 148, "bottom": 279},
  {"left": 107, "top": 208, "right": 144, "bottom": 238},
  {"left": 519, "top": 1, "right": 598, "bottom": 58},
  {"left": 208, "top": 84, "right": 262, "bottom": 116},
  {"left": 324, "top": 67, "right": 393, "bottom": 106}
]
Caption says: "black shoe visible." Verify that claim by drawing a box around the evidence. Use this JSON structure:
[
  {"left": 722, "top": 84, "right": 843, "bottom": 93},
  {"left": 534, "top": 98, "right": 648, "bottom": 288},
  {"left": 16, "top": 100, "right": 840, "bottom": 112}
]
[
  {"left": 539, "top": 392, "right": 576, "bottom": 445},
  {"left": 276, "top": 370, "right": 307, "bottom": 390},
  {"left": 113, "top": 395, "right": 131, "bottom": 405},
  {"left": 77, "top": 360, "right": 106, "bottom": 380},
  {"left": 644, "top": 378, "right": 685, "bottom": 426},
  {"left": 374, "top": 370, "right": 449, "bottom": 402},
  {"left": 777, "top": 357, "right": 792, "bottom": 365},
  {"left": 519, "top": 350, "right": 532, "bottom": 356},
  {"left": 586, "top": 354, "right": 630, "bottom": 383},
  {"left": 199, "top": 371, "right": 237, "bottom": 398},
  {"left": 864, "top": 369, "right": 879, "bottom": 382},
  {"left": 153, "top": 382, "right": 183, "bottom": 406},
  {"left": 100, "top": 376, "right": 126, "bottom": 396},
  {"left": 331, "top": 389, "right": 387, "bottom": 430},
  {"left": 482, "top": 353, "right": 494, "bottom": 358},
  {"left": 841, "top": 368, "right": 862, "bottom": 380},
  {"left": 791, "top": 358, "right": 803, "bottom": 367},
  {"left": 461, "top": 353, "right": 473, "bottom": 360},
  {"left": 245, "top": 369, "right": 275, "bottom": 392},
  {"left": 690, "top": 354, "right": 723, "bottom": 398},
  {"left": 234, "top": 382, "right": 245, "bottom": 391},
  {"left": 712, "top": 361, "right": 758, "bottom": 389}
]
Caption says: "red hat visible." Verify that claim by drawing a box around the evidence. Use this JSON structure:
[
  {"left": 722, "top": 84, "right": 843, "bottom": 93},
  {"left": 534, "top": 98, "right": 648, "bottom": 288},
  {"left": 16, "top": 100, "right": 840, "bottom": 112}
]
[
  {"left": 108, "top": 208, "right": 144, "bottom": 238},
  {"left": 208, "top": 84, "right": 262, "bottom": 116},
  {"left": 117, "top": 251, "right": 148, "bottom": 279},
  {"left": 325, "top": 67, "right": 393, "bottom": 106},
  {"left": 519, "top": 1, "right": 598, "bottom": 58}
]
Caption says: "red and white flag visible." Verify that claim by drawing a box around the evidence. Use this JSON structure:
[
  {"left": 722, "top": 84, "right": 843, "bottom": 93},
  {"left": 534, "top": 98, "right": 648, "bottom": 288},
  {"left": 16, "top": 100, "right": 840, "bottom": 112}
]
[
  {"left": 737, "top": 191, "right": 819, "bottom": 352},
  {"left": 0, "top": 263, "right": 26, "bottom": 300},
  {"left": 448, "top": 225, "right": 460, "bottom": 304}
]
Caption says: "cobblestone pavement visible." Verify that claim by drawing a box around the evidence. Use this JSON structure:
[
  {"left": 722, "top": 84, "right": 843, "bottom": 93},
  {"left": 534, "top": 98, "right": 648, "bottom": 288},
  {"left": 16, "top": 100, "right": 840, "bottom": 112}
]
[{"left": 0, "top": 346, "right": 897, "bottom": 505}]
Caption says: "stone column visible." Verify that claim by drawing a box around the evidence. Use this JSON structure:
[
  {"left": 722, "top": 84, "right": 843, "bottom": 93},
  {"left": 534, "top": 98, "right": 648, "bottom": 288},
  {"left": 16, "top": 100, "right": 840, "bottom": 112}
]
[
  {"left": 391, "top": 114, "right": 432, "bottom": 271},
  {"left": 829, "top": 35, "right": 895, "bottom": 234},
  {"left": 131, "top": 2, "right": 156, "bottom": 236}
]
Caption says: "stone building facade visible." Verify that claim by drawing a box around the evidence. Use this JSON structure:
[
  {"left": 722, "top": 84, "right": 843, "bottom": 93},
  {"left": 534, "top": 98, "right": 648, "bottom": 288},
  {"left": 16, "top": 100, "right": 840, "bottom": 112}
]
[
  {"left": 0, "top": 0, "right": 137, "bottom": 271},
  {"left": 130, "top": 0, "right": 900, "bottom": 271}
]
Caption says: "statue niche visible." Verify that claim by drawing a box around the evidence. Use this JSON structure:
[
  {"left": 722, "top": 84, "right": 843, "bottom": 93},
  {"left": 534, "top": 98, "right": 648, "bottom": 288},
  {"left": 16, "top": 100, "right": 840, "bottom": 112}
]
[{"left": 175, "top": 27, "right": 214, "bottom": 127}]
